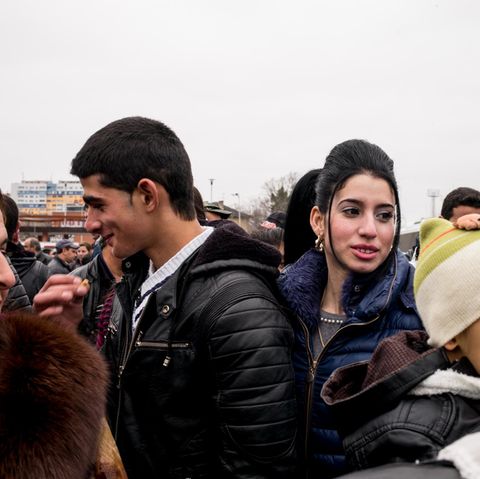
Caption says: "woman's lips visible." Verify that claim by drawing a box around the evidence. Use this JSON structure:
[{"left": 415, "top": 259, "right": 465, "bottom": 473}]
[{"left": 351, "top": 245, "right": 379, "bottom": 260}]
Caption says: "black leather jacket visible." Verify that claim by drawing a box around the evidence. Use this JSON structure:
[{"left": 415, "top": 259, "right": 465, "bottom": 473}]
[
  {"left": 72, "top": 254, "right": 122, "bottom": 347},
  {"left": 107, "top": 223, "right": 297, "bottom": 478},
  {"left": 322, "top": 331, "right": 480, "bottom": 470}
]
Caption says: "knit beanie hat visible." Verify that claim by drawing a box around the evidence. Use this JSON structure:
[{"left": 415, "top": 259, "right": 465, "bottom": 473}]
[{"left": 414, "top": 217, "right": 480, "bottom": 347}]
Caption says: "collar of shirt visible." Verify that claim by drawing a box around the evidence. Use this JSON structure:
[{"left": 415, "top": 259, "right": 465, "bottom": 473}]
[{"left": 132, "top": 226, "right": 214, "bottom": 331}]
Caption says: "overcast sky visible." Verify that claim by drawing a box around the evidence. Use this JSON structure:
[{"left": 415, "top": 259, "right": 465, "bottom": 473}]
[{"left": 1, "top": 0, "right": 479, "bottom": 225}]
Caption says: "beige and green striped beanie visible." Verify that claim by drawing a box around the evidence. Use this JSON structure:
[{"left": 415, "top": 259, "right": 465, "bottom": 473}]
[{"left": 414, "top": 217, "right": 480, "bottom": 347}]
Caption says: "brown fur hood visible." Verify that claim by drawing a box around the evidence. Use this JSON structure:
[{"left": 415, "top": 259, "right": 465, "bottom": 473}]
[{"left": 0, "top": 312, "right": 108, "bottom": 478}]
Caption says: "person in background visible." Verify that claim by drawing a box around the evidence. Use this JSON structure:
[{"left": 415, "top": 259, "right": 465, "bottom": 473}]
[
  {"left": 278, "top": 140, "right": 422, "bottom": 478},
  {"left": 23, "top": 237, "right": 52, "bottom": 265},
  {"left": 0, "top": 193, "right": 31, "bottom": 313},
  {"left": 325, "top": 216, "right": 480, "bottom": 479},
  {"left": 262, "top": 211, "right": 286, "bottom": 229},
  {"left": 204, "top": 201, "right": 233, "bottom": 227},
  {"left": 0, "top": 190, "right": 109, "bottom": 478},
  {"left": 283, "top": 169, "right": 322, "bottom": 267},
  {"left": 250, "top": 224, "right": 285, "bottom": 270},
  {"left": 72, "top": 238, "right": 123, "bottom": 350},
  {"left": 193, "top": 187, "right": 208, "bottom": 225},
  {"left": 2, "top": 195, "right": 48, "bottom": 303},
  {"left": 76, "top": 241, "right": 93, "bottom": 266},
  {"left": 440, "top": 186, "right": 480, "bottom": 223},
  {"left": 48, "top": 238, "right": 78, "bottom": 275}
]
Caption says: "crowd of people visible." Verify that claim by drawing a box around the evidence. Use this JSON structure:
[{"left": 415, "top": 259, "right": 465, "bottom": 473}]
[{"left": 1, "top": 116, "right": 480, "bottom": 478}]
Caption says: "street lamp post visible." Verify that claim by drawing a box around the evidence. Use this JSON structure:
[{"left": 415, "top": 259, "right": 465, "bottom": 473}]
[
  {"left": 208, "top": 178, "right": 215, "bottom": 202},
  {"left": 427, "top": 189, "right": 440, "bottom": 217},
  {"left": 232, "top": 193, "right": 241, "bottom": 227}
]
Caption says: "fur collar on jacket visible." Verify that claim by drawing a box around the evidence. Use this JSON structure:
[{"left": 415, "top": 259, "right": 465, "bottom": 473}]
[
  {"left": 0, "top": 312, "right": 108, "bottom": 478},
  {"left": 438, "top": 432, "right": 480, "bottom": 479},
  {"left": 322, "top": 330, "right": 480, "bottom": 431},
  {"left": 123, "top": 221, "right": 282, "bottom": 281},
  {"left": 278, "top": 248, "right": 416, "bottom": 330}
]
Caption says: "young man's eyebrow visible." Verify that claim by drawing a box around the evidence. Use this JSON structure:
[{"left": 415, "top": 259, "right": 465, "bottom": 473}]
[{"left": 82, "top": 195, "right": 102, "bottom": 205}]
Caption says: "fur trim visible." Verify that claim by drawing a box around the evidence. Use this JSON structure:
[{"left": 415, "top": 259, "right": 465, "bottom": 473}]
[
  {"left": 438, "top": 432, "right": 480, "bottom": 479},
  {"left": 0, "top": 312, "right": 108, "bottom": 478},
  {"left": 410, "top": 369, "right": 480, "bottom": 399},
  {"left": 277, "top": 249, "right": 327, "bottom": 329},
  {"left": 193, "top": 221, "right": 281, "bottom": 270}
]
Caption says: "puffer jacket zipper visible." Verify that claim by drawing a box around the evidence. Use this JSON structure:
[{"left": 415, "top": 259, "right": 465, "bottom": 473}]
[
  {"left": 299, "top": 314, "right": 380, "bottom": 473},
  {"left": 300, "top": 256, "right": 398, "bottom": 476}
]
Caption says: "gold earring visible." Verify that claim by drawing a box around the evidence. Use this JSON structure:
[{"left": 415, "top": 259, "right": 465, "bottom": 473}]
[{"left": 315, "top": 236, "right": 324, "bottom": 252}]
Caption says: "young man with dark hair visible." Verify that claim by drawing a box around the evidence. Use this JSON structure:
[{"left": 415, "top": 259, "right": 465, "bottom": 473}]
[
  {"left": 440, "top": 186, "right": 480, "bottom": 222},
  {"left": 35, "top": 116, "right": 296, "bottom": 478}
]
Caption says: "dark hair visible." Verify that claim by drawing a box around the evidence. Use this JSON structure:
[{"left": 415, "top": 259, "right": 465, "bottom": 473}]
[
  {"left": 78, "top": 242, "right": 92, "bottom": 252},
  {"left": 193, "top": 187, "right": 207, "bottom": 223},
  {"left": 283, "top": 169, "right": 322, "bottom": 265},
  {"left": 250, "top": 226, "right": 284, "bottom": 249},
  {"left": 440, "top": 187, "right": 480, "bottom": 221},
  {"left": 71, "top": 116, "right": 196, "bottom": 220},
  {"left": 25, "top": 238, "right": 42, "bottom": 253},
  {"left": 316, "top": 139, "right": 400, "bottom": 274},
  {"left": 1, "top": 195, "right": 19, "bottom": 241}
]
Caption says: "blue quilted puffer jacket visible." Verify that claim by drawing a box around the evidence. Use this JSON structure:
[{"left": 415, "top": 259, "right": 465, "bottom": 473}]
[{"left": 278, "top": 248, "right": 423, "bottom": 478}]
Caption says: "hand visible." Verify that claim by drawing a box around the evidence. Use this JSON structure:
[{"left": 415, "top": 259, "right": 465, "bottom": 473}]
[
  {"left": 453, "top": 213, "right": 480, "bottom": 230},
  {"left": 33, "top": 275, "right": 90, "bottom": 330}
]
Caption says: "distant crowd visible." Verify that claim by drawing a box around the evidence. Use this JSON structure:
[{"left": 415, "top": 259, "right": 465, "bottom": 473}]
[{"left": 1, "top": 117, "right": 480, "bottom": 479}]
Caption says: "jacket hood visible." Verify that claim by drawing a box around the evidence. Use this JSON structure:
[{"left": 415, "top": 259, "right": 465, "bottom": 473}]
[
  {"left": 278, "top": 248, "right": 416, "bottom": 329},
  {"left": 321, "top": 330, "right": 449, "bottom": 431},
  {"left": 190, "top": 221, "right": 281, "bottom": 276},
  {"left": 123, "top": 221, "right": 281, "bottom": 283},
  {"left": 6, "top": 241, "right": 37, "bottom": 276},
  {"left": 0, "top": 312, "right": 108, "bottom": 478}
]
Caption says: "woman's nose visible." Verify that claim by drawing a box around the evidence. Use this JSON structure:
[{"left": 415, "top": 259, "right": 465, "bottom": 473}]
[{"left": 358, "top": 214, "right": 377, "bottom": 238}]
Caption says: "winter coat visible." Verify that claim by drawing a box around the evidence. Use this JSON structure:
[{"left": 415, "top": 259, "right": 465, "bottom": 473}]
[
  {"left": 322, "top": 330, "right": 480, "bottom": 470},
  {"left": 47, "top": 255, "right": 73, "bottom": 276},
  {"left": 72, "top": 254, "right": 122, "bottom": 347},
  {"left": 6, "top": 240, "right": 48, "bottom": 303},
  {"left": 277, "top": 248, "right": 422, "bottom": 478},
  {"left": 0, "top": 312, "right": 108, "bottom": 478},
  {"left": 107, "top": 222, "right": 297, "bottom": 479},
  {"left": 3, "top": 255, "right": 31, "bottom": 313},
  {"left": 335, "top": 431, "right": 480, "bottom": 479}
]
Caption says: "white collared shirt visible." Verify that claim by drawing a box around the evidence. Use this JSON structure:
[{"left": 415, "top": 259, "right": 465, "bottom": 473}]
[{"left": 132, "top": 227, "right": 213, "bottom": 331}]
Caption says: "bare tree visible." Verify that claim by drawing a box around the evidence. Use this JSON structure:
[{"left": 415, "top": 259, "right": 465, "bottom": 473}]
[{"left": 246, "top": 172, "right": 299, "bottom": 226}]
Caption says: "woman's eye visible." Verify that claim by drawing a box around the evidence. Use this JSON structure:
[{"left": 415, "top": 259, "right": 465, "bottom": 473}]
[
  {"left": 342, "top": 207, "right": 360, "bottom": 217},
  {"left": 377, "top": 211, "right": 394, "bottom": 222}
]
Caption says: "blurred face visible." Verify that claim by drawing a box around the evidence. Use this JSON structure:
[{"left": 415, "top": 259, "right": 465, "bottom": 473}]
[
  {"left": 448, "top": 319, "right": 480, "bottom": 374},
  {"left": 449, "top": 205, "right": 480, "bottom": 223},
  {"left": 0, "top": 212, "right": 16, "bottom": 312},
  {"left": 77, "top": 245, "right": 90, "bottom": 261},
  {"left": 311, "top": 174, "right": 396, "bottom": 279},
  {"left": 23, "top": 240, "right": 35, "bottom": 254},
  {"left": 62, "top": 247, "right": 77, "bottom": 264}
]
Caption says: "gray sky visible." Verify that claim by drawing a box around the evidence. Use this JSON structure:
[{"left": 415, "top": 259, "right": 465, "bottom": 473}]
[{"left": 1, "top": 0, "right": 479, "bottom": 225}]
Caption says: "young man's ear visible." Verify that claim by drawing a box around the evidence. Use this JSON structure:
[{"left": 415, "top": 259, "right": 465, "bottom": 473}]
[
  {"left": 136, "top": 179, "right": 160, "bottom": 211},
  {"left": 443, "top": 336, "right": 463, "bottom": 362}
]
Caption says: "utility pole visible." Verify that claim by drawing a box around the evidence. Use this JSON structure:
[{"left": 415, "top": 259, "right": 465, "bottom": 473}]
[
  {"left": 232, "top": 193, "right": 241, "bottom": 227},
  {"left": 209, "top": 178, "right": 215, "bottom": 202},
  {"left": 427, "top": 189, "right": 440, "bottom": 218}
]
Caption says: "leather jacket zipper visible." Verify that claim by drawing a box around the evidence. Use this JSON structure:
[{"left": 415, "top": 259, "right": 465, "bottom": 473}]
[{"left": 135, "top": 335, "right": 191, "bottom": 349}]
